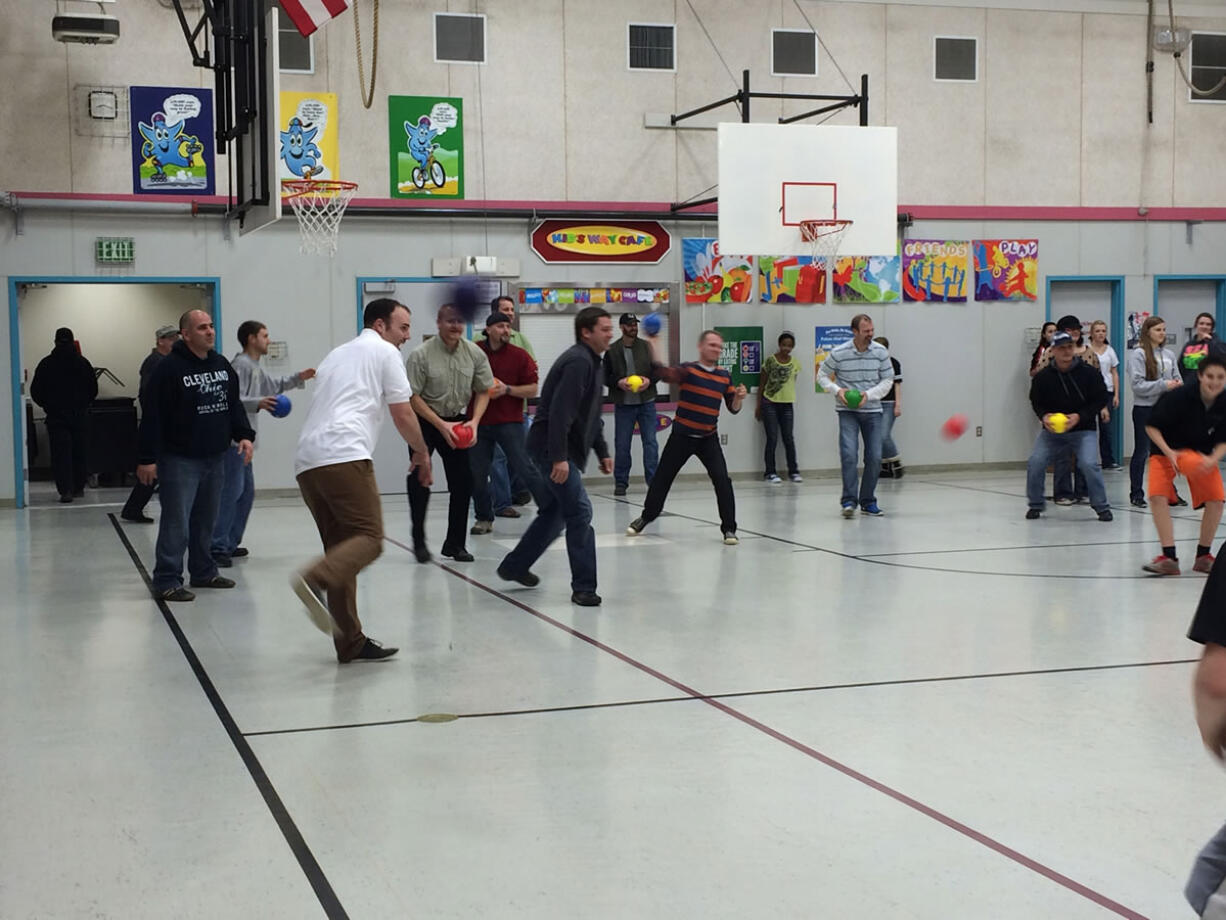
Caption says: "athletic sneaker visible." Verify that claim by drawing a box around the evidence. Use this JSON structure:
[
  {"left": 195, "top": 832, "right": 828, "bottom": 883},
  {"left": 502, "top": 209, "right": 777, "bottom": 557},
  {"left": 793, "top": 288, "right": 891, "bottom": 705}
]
[
  {"left": 291, "top": 571, "right": 333, "bottom": 635},
  {"left": 765, "top": 473, "right": 782, "bottom": 483},
  {"left": 1142, "top": 556, "right": 1180, "bottom": 576},
  {"left": 626, "top": 517, "right": 647, "bottom": 536},
  {"left": 470, "top": 520, "right": 493, "bottom": 535},
  {"left": 1025, "top": 508, "right": 1041, "bottom": 520},
  {"left": 789, "top": 473, "right": 803, "bottom": 483},
  {"left": 156, "top": 586, "right": 195, "bottom": 602},
  {"left": 860, "top": 502, "right": 884, "bottom": 516},
  {"left": 1097, "top": 510, "right": 1113, "bottom": 522},
  {"left": 841, "top": 502, "right": 856, "bottom": 519},
  {"left": 1194, "top": 553, "right": 1216, "bottom": 574},
  {"left": 722, "top": 531, "right": 739, "bottom": 545},
  {"left": 1054, "top": 497, "right": 1075, "bottom": 506},
  {"left": 613, "top": 484, "right": 627, "bottom": 496}
]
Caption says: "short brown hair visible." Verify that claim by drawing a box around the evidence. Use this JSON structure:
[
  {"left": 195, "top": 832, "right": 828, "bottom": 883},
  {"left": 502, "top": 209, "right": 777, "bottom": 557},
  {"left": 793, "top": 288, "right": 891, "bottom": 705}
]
[{"left": 851, "top": 314, "right": 872, "bottom": 332}]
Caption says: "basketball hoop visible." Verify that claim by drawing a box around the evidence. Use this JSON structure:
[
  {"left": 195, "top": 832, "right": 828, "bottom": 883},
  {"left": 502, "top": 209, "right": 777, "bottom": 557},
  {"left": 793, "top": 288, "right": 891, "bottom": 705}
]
[
  {"left": 799, "top": 219, "right": 853, "bottom": 263},
  {"left": 282, "top": 179, "right": 359, "bottom": 256}
]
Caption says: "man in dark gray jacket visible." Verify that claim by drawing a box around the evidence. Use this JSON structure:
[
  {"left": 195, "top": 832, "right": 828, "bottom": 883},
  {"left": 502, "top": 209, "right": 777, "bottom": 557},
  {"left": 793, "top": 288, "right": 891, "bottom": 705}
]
[{"left": 603, "top": 312, "right": 659, "bottom": 496}]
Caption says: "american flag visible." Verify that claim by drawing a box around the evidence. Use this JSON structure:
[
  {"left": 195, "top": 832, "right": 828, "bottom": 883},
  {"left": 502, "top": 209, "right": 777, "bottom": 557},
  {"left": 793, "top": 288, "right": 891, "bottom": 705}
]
[{"left": 279, "top": 0, "right": 349, "bottom": 38}]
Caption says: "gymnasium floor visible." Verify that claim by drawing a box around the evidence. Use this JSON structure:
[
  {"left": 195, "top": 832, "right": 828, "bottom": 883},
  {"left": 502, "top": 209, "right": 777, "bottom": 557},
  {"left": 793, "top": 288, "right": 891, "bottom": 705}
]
[{"left": 2, "top": 468, "right": 1220, "bottom": 919}]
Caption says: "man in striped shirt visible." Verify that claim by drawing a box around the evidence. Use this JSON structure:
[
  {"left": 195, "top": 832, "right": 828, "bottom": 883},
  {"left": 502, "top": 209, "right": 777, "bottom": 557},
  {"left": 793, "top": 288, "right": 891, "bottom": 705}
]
[
  {"left": 818, "top": 314, "right": 894, "bottom": 518},
  {"left": 626, "top": 330, "right": 747, "bottom": 544}
]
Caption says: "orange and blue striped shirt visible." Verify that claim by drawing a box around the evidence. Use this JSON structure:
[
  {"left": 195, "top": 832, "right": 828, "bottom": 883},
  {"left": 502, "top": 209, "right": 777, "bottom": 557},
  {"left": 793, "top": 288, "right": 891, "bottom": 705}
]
[{"left": 673, "top": 362, "right": 738, "bottom": 435}]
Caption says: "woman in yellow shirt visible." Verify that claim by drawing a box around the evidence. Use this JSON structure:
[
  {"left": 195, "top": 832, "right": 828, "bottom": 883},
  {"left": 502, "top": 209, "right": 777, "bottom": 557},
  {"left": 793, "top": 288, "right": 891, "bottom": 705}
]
[{"left": 756, "top": 331, "right": 802, "bottom": 483}]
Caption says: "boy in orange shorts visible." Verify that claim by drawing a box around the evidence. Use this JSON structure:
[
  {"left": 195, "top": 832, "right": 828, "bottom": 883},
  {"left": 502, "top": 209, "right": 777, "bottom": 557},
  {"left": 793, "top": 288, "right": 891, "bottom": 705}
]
[{"left": 1142, "top": 354, "right": 1226, "bottom": 575}]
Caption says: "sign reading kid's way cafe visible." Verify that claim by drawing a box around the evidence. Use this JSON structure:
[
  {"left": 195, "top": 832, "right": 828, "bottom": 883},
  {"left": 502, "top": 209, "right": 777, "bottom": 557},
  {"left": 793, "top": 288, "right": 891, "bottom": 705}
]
[{"left": 530, "top": 220, "right": 671, "bottom": 264}]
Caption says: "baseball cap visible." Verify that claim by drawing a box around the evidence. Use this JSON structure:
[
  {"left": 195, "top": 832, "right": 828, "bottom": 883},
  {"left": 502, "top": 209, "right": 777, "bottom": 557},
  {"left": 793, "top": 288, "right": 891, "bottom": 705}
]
[
  {"left": 484, "top": 311, "right": 511, "bottom": 328},
  {"left": 618, "top": 313, "right": 639, "bottom": 325},
  {"left": 156, "top": 324, "right": 179, "bottom": 339},
  {"left": 1049, "top": 331, "right": 1075, "bottom": 347}
]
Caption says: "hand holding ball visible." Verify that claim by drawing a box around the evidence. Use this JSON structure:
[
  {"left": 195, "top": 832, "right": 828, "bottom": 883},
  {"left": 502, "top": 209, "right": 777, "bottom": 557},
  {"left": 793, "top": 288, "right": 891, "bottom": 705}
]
[
  {"left": 452, "top": 422, "right": 475, "bottom": 449},
  {"left": 271, "top": 394, "right": 292, "bottom": 418},
  {"left": 488, "top": 378, "right": 505, "bottom": 399},
  {"left": 625, "top": 374, "right": 646, "bottom": 393},
  {"left": 842, "top": 389, "right": 863, "bottom": 409},
  {"left": 641, "top": 313, "right": 662, "bottom": 336},
  {"left": 940, "top": 413, "right": 968, "bottom": 441},
  {"left": 1048, "top": 412, "right": 1069, "bottom": 434}
]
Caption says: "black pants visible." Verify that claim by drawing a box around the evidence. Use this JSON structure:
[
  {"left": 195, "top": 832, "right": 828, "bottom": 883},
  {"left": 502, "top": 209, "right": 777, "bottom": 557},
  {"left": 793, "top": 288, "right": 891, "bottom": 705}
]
[
  {"left": 121, "top": 480, "right": 157, "bottom": 517},
  {"left": 45, "top": 413, "right": 88, "bottom": 498},
  {"left": 407, "top": 418, "right": 473, "bottom": 553},
  {"left": 641, "top": 431, "right": 736, "bottom": 533}
]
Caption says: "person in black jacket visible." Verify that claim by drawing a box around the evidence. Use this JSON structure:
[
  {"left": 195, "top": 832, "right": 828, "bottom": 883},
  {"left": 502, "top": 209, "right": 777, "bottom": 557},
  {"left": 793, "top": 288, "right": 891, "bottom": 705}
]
[
  {"left": 120, "top": 324, "right": 179, "bottom": 522},
  {"left": 603, "top": 313, "right": 659, "bottom": 496},
  {"left": 136, "top": 310, "right": 255, "bottom": 602},
  {"left": 497, "top": 306, "right": 614, "bottom": 607},
  {"left": 1025, "top": 332, "right": 1112, "bottom": 521},
  {"left": 1178, "top": 312, "right": 1225, "bottom": 387},
  {"left": 30, "top": 327, "right": 98, "bottom": 503}
]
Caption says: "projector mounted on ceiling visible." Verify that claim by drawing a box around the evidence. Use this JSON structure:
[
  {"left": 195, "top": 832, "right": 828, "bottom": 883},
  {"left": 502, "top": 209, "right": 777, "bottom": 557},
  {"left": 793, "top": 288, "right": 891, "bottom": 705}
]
[{"left": 53, "top": 12, "right": 121, "bottom": 44}]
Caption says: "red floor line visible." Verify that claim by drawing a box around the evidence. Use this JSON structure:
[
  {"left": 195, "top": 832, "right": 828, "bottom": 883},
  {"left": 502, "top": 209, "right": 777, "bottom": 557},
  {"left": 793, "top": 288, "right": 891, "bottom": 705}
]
[{"left": 384, "top": 536, "right": 1148, "bottom": 919}]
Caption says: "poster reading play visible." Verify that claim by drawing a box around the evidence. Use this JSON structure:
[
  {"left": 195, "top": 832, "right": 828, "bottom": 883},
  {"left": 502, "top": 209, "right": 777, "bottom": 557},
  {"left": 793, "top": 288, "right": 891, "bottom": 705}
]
[
  {"left": 682, "top": 238, "right": 754, "bottom": 303},
  {"left": 279, "top": 91, "right": 339, "bottom": 186},
  {"left": 129, "top": 86, "right": 214, "bottom": 195},
  {"left": 833, "top": 255, "right": 901, "bottom": 304},
  {"left": 902, "top": 240, "right": 969, "bottom": 302},
  {"left": 759, "top": 255, "right": 826, "bottom": 303},
  {"left": 814, "top": 326, "right": 854, "bottom": 393},
  {"left": 973, "top": 239, "right": 1038, "bottom": 301},
  {"left": 713, "top": 326, "right": 763, "bottom": 392},
  {"left": 388, "top": 95, "right": 463, "bottom": 198}
]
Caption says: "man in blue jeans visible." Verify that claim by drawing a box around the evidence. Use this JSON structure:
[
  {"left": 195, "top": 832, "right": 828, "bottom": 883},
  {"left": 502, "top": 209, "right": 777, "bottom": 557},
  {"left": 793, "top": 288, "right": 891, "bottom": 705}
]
[
  {"left": 136, "top": 310, "right": 255, "bottom": 601},
  {"left": 497, "top": 307, "right": 614, "bottom": 607},
  {"left": 817, "top": 314, "right": 894, "bottom": 517},
  {"left": 603, "top": 312, "right": 659, "bottom": 496},
  {"left": 1024, "top": 332, "right": 1112, "bottom": 522}
]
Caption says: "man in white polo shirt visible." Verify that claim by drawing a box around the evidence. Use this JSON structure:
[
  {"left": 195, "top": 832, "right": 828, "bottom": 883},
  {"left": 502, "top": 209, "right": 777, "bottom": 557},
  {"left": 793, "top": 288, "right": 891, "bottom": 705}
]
[
  {"left": 291, "top": 299, "right": 433, "bottom": 663},
  {"left": 818, "top": 313, "right": 894, "bottom": 518}
]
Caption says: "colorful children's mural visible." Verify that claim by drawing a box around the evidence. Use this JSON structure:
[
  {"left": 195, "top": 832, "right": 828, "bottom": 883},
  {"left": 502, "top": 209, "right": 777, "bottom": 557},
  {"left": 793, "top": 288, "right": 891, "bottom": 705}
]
[
  {"left": 279, "top": 92, "right": 339, "bottom": 186},
  {"left": 129, "top": 86, "right": 214, "bottom": 195},
  {"left": 902, "top": 240, "right": 969, "bottom": 302},
  {"left": 759, "top": 256, "right": 826, "bottom": 303},
  {"left": 973, "top": 239, "right": 1038, "bottom": 301},
  {"left": 388, "top": 96, "right": 463, "bottom": 198},
  {"left": 832, "top": 255, "right": 901, "bottom": 304},
  {"left": 683, "top": 238, "right": 754, "bottom": 303}
]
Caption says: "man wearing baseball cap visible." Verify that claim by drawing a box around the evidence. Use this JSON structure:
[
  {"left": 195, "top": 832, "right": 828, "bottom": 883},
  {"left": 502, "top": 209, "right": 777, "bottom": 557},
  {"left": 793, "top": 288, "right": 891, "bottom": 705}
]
[
  {"left": 120, "top": 324, "right": 180, "bottom": 522},
  {"left": 603, "top": 313, "right": 659, "bottom": 496}
]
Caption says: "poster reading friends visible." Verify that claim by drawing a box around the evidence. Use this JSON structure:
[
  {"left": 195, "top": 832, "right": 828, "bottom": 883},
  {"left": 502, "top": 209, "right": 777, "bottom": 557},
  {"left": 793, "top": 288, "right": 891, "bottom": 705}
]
[
  {"left": 130, "top": 86, "right": 214, "bottom": 195},
  {"left": 902, "top": 240, "right": 969, "bottom": 302}
]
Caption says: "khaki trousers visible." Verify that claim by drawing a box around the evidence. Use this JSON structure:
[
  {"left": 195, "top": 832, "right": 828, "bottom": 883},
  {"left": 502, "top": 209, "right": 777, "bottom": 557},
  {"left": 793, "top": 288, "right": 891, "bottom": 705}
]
[{"left": 296, "top": 460, "right": 383, "bottom": 661}]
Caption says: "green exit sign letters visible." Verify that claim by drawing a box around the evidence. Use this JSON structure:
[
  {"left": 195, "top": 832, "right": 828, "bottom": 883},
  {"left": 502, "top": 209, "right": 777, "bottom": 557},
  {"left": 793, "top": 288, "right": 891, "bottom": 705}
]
[{"left": 95, "top": 237, "right": 135, "bottom": 264}]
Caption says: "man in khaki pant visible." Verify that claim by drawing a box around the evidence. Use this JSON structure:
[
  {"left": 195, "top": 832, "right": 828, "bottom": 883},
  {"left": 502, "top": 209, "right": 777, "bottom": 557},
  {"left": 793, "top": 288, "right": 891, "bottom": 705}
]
[{"left": 291, "top": 299, "right": 432, "bottom": 662}]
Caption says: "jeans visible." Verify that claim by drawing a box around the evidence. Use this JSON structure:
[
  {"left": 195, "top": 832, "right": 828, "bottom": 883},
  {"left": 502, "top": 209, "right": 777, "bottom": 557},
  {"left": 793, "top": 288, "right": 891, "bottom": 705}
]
[
  {"left": 488, "top": 417, "right": 532, "bottom": 510},
  {"left": 1026, "top": 429, "right": 1109, "bottom": 512},
  {"left": 408, "top": 419, "right": 474, "bottom": 554},
  {"left": 613, "top": 402, "right": 659, "bottom": 487},
  {"left": 1130, "top": 405, "right": 1153, "bottom": 502},
  {"left": 837, "top": 410, "right": 883, "bottom": 507},
  {"left": 470, "top": 421, "right": 547, "bottom": 522},
  {"left": 880, "top": 401, "right": 899, "bottom": 460},
  {"left": 1053, "top": 447, "right": 1088, "bottom": 501},
  {"left": 641, "top": 431, "right": 736, "bottom": 533},
  {"left": 151, "top": 451, "right": 225, "bottom": 592},
  {"left": 1098, "top": 401, "right": 1116, "bottom": 468},
  {"left": 211, "top": 448, "right": 255, "bottom": 556},
  {"left": 500, "top": 451, "right": 597, "bottom": 593},
  {"left": 761, "top": 400, "right": 798, "bottom": 477}
]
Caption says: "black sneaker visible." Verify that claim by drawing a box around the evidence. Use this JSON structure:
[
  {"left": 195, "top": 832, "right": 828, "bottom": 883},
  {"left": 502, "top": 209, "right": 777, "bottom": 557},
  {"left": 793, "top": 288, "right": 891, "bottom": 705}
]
[
  {"left": 1025, "top": 508, "right": 1041, "bottom": 520},
  {"left": 1130, "top": 497, "right": 1147, "bottom": 508},
  {"left": 121, "top": 513, "right": 154, "bottom": 524},
  {"left": 511, "top": 491, "right": 533, "bottom": 506},
  {"left": 231, "top": 547, "right": 249, "bottom": 558},
  {"left": 413, "top": 542, "right": 432, "bottom": 563},
  {"left": 1097, "top": 509, "right": 1113, "bottom": 522},
  {"left": 571, "top": 591, "right": 602, "bottom": 607},
  {"left": 213, "top": 553, "right": 233, "bottom": 568},
  {"left": 352, "top": 638, "right": 398, "bottom": 661},
  {"left": 626, "top": 517, "right": 646, "bottom": 536},
  {"left": 156, "top": 586, "right": 195, "bottom": 602},
  {"left": 190, "top": 575, "right": 236, "bottom": 589},
  {"left": 496, "top": 565, "right": 540, "bottom": 587},
  {"left": 441, "top": 547, "right": 474, "bottom": 562},
  {"left": 613, "top": 484, "right": 627, "bottom": 496}
]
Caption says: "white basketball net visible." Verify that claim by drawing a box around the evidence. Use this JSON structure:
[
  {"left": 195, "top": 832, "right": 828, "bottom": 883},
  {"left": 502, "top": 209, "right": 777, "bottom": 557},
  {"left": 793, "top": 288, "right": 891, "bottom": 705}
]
[
  {"left": 282, "top": 180, "right": 359, "bottom": 256},
  {"left": 799, "top": 219, "right": 853, "bottom": 263}
]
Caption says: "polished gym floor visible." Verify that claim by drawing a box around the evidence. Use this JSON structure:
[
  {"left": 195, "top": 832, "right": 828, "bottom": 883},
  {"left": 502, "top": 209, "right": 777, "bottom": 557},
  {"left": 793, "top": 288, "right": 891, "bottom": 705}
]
[{"left": 1, "top": 468, "right": 1218, "bottom": 919}]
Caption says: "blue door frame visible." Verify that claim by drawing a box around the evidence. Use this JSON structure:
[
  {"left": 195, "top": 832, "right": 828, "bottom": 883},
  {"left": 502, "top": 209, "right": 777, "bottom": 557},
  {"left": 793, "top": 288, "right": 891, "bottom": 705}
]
[
  {"left": 8, "top": 275, "right": 221, "bottom": 509},
  {"left": 1044, "top": 275, "right": 1125, "bottom": 465},
  {"left": 1152, "top": 274, "right": 1226, "bottom": 335}
]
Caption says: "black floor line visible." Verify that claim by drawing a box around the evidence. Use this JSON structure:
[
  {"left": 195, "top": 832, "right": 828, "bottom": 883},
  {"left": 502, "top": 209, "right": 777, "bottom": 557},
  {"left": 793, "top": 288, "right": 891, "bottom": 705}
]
[
  {"left": 108, "top": 515, "right": 349, "bottom": 920},
  {"left": 242, "top": 657, "right": 1196, "bottom": 738}
]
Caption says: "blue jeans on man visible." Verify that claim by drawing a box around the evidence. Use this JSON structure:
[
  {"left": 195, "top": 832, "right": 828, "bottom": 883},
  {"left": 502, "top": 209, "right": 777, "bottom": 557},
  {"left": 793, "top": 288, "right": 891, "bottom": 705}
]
[
  {"left": 1026, "top": 429, "right": 1109, "bottom": 512},
  {"left": 470, "top": 422, "right": 546, "bottom": 522},
  {"left": 152, "top": 451, "right": 226, "bottom": 593},
  {"left": 838, "top": 410, "right": 883, "bottom": 507},
  {"left": 613, "top": 402, "right": 659, "bottom": 488},
  {"left": 488, "top": 416, "right": 532, "bottom": 511},
  {"left": 211, "top": 447, "right": 255, "bottom": 558},
  {"left": 499, "top": 451, "right": 597, "bottom": 593}
]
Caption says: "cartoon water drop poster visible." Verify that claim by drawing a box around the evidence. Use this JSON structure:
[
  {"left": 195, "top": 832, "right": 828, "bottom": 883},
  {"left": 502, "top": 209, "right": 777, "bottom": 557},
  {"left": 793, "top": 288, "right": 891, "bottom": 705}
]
[
  {"left": 130, "top": 86, "right": 214, "bottom": 195},
  {"left": 682, "top": 238, "right": 754, "bottom": 303},
  {"left": 387, "top": 95, "right": 463, "bottom": 199},
  {"left": 278, "top": 91, "right": 339, "bottom": 188}
]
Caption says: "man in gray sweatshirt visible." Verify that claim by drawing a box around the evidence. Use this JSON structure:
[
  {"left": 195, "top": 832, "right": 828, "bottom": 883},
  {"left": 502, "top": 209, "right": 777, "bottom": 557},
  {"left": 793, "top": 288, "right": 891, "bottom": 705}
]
[{"left": 211, "top": 320, "right": 315, "bottom": 565}]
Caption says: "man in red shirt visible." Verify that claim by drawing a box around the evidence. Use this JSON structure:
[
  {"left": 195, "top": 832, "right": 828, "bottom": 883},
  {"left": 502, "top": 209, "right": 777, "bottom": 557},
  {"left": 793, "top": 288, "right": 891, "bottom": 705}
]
[{"left": 470, "top": 312, "right": 546, "bottom": 534}]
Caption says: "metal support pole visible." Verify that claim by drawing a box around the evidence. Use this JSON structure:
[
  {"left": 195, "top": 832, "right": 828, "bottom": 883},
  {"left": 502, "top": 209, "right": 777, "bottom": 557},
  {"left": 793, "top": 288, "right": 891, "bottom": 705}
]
[
  {"left": 742, "top": 69, "right": 751, "bottom": 122},
  {"left": 860, "top": 74, "right": 869, "bottom": 126}
]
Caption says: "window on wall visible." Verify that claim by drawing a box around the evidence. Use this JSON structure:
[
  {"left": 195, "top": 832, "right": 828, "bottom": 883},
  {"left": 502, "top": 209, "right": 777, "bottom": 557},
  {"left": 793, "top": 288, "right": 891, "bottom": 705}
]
[
  {"left": 934, "top": 36, "right": 977, "bottom": 82},
  {"left": 772, "top": 29, "right": 817, "bottom": 77},
  {"left": 277, "top": 2, "right": 313, "bottom": 73},
  {"left": 628, "top": 23, "right": 675, "bottom": 71},
  {"left": 435, "top": 13, "right": 486, "bottom": 64},
  {"left": 1190, "top": 32, "right": 1226, "bottom": 102}
]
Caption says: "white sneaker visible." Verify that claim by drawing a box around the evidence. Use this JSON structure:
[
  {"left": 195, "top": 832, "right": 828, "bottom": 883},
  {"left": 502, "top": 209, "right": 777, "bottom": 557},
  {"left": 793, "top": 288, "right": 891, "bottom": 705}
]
[
  {"left": 291, "top": 571, "right": 333, "bottom": 635},
  {"left": 789, "top": 473, "right": 803, "bottom": 483},
  {"left": 722, "top": 531, "right": 739, "bottom": 545},
  {"left": 765, "top": 474, "right": 782, "bottom": 483}
]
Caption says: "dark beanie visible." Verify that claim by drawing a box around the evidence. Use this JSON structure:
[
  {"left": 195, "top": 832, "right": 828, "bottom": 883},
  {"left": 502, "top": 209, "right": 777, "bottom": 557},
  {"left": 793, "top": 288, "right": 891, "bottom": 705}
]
[{"left": 54, "top": 327, "right": 74, "bottom": 344}]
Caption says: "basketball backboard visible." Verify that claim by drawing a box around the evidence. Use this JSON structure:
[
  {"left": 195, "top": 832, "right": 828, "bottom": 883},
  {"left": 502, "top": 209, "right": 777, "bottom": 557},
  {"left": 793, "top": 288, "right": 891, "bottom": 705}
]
[
  {"left": 717, "top": 123, "right": 897, "bottom": 256},
  {"left": 237, "top": 6, "right": 282, "bottom": 236}
]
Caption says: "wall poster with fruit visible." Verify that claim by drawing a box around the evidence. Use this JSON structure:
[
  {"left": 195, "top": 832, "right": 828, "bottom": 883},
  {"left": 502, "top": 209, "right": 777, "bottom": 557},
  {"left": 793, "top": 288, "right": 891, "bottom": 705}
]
[{"left": 683, "top": 238, "right": 754, "bottom": 303}]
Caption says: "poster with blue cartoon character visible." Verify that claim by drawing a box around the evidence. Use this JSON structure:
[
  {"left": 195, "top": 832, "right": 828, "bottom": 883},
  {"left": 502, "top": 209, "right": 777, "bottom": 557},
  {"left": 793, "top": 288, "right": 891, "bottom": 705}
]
[
  {"left": 387, "top": 96, "right": 463, "bottom": 198},
  {"left": 129, "top": 86, "right": 214, "bottom": 195},
  {"left": 278, "top": 92, "right": 339, "bottom": 186}
]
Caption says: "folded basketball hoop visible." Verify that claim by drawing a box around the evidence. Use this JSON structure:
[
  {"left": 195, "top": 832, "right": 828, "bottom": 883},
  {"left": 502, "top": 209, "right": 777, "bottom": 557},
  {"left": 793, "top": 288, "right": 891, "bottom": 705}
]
[
  {"left": 799, "top": 218, "right": 853, "bottom": 262},
  {"left": 282, "top": 179, "right": 359, "bottom": 256}
]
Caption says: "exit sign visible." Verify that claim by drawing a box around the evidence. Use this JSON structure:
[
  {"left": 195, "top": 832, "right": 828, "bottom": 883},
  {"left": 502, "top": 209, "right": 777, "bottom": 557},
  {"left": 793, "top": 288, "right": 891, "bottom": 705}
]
[{"left": 95, "top": 237, "right": 135, "bottom": 263}]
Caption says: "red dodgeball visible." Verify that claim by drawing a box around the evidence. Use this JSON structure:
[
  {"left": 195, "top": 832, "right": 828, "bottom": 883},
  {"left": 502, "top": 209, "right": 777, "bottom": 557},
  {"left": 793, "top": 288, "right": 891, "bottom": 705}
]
[
  {"left": 452, "top": 423, "right": 475, "bottom": 448},
  {"left": 940, "top": 414, "right": 969, "bottom": 441}
]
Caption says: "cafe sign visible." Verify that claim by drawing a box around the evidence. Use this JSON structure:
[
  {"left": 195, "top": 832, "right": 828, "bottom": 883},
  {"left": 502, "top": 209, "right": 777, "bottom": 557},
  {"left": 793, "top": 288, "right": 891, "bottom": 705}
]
[{"left": 530, "top": 220, "right": 671, "bottom": 264}]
